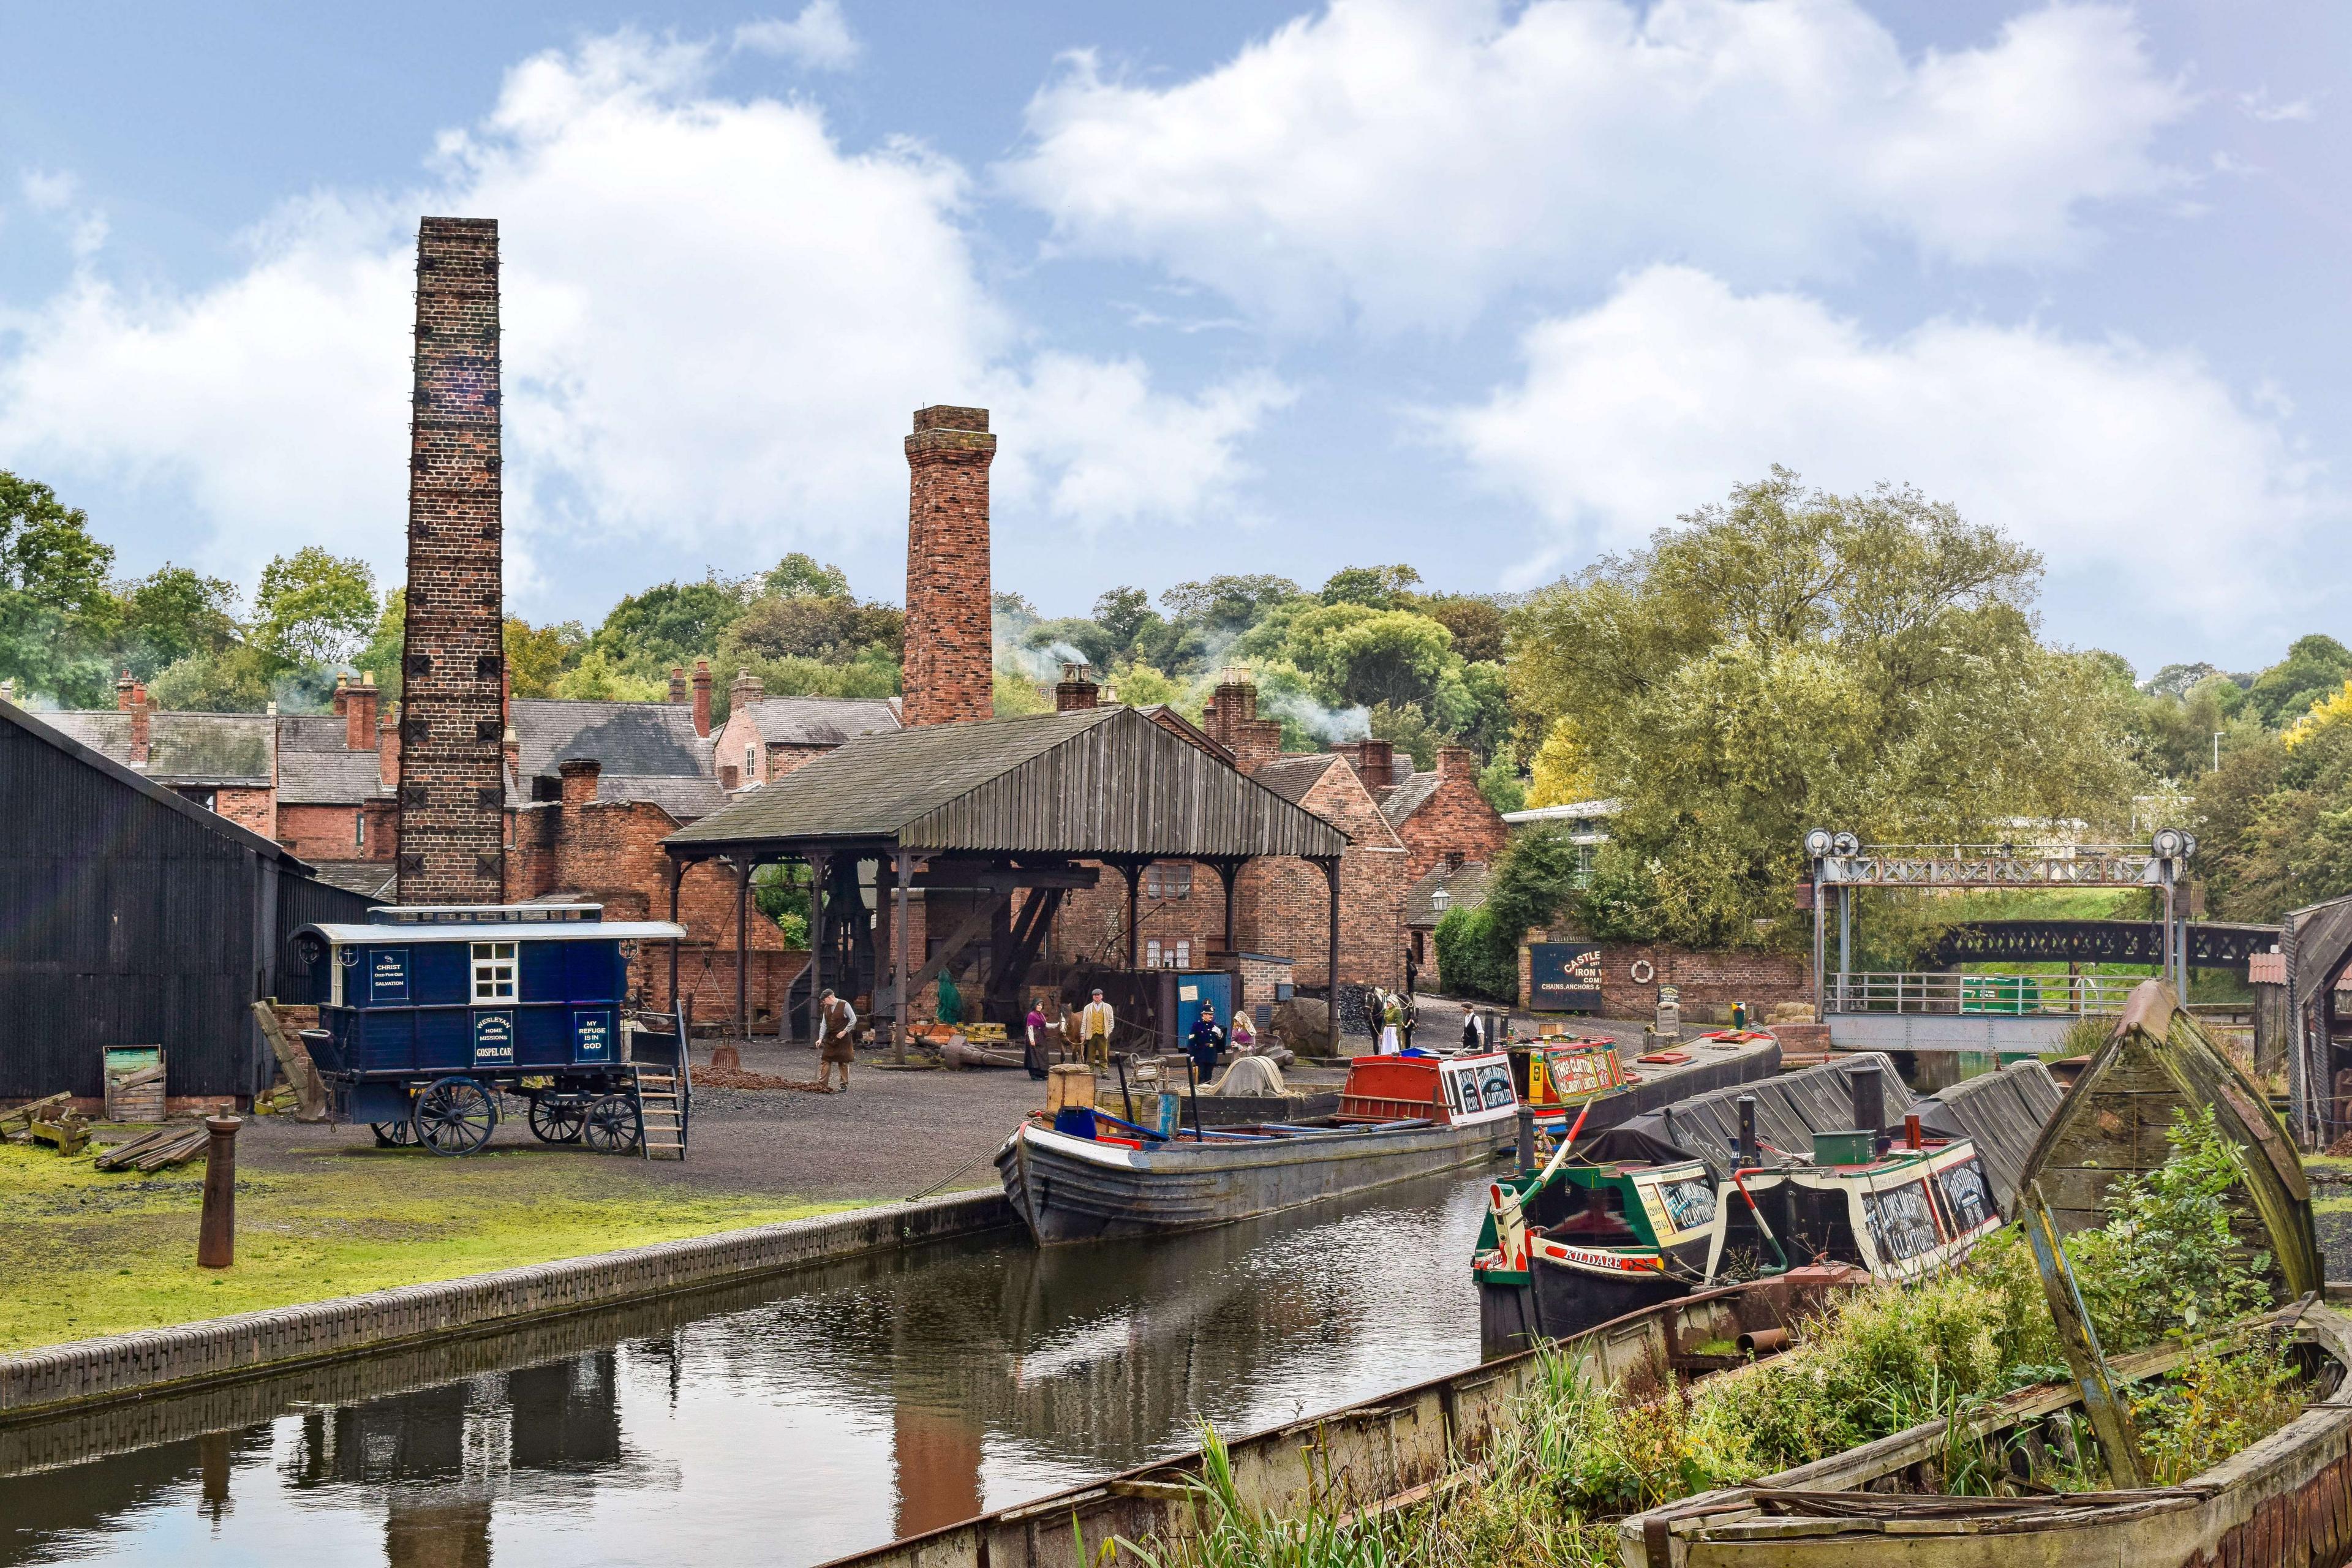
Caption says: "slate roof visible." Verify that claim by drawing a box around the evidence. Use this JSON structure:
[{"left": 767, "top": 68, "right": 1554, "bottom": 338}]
[
  {"left": 1378, "top": 771, "right": 1441, "bottom": 829},
  {"left": 1407, "top": 860, "right": 1490, "bottom": 927},
  {"left": 43, "top": 710, "right": 273, "bottom": 785},
  {"left": 0, "top": 701, "right": 308, "bottom": 865},
  {"left": 511, "top": 698, "right": 713, "bottom": 781},
  {"left": 742, "top": 695, "right": 902, "bottom": 747},
  {"left": 276, "top": 714, "right": 356, "bottom": 752},
  {"left": 598, "top": 774, "right": 726, "bottom": 821},
  {"left": 278, "top": 750, "right": 388, "bottom": 804},
  {"left": 667, "top": 704, "right": 1347, "bottom": 859},
  {"left": 310, "top": 860, "right": 399, "bottom": 900}
]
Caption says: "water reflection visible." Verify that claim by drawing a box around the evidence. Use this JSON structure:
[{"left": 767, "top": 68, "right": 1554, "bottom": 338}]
[{"left": 3, "top": 1170, "right": 1494, "bottom": 1567}]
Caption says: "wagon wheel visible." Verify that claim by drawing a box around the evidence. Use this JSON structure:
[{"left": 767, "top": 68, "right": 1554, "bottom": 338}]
[
  {"left": 581, "top": 1093, "right": 641, "bottom": 1155},
  {"left": 412, "top": 1076, "right": 497, "bottom": 1156},
  {"left": 371, "top": 1120, "right": 417, "bottom": 1148},
  {"left": 528, "top": 1095, "right": 587, "bottom": 1144}
]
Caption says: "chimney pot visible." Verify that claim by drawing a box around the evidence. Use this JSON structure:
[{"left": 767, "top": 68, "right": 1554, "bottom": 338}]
[{"left": 1055, "top": 663, "right": 1100, "bottom": 712}]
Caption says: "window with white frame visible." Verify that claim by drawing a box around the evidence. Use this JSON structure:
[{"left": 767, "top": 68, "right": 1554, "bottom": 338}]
[
  {"left": 355, "top": 812, "right": 366, "bottom": 848},
  {"left": 471, "top": 941, "right": 516, "bottom": 1001},
  {"left": 745, "top": 742, "right": 758, "bottom": 780},
  {"left": 1144, "top": 862, "right": 1193, "bottom": 899},
  {"left": 1144, "top": 938, "right": 1162, "bottom": 967},
  {"left": 1173, "top": 940, "right": 1190, "bottom": 968}
]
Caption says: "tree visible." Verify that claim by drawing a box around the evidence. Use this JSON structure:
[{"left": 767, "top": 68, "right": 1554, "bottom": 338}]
[
  {"left": 254, "top": 548, "right": 378, "bottom": 669},
  {"left": 1285, "top": 602, "right": 1454, "bottom": 709},
  {"left": 2244, "top": 635, "right": 2352, "bottom": 728},
  {"left": 505, "top": 617, "right": 587, "bottom": 698},
  {"left": 146, "top": 642, "right": 279, "bottom": 712},
  {"left": 115, "top": 564, "right": 240, "bottom": 680},
  {"left": 1421, "top": 594, "right": 1510, "bottom": 665},
  {"left": 1091, "top": 587, "right": 1152, "bottom": 654},
  {"left": 723, "top": 595, "right": 902, "bottom": 666},
  {"left": 761, "top": 552, "right": 851, "bottom": 600},
  {"left": 357, "top": 590, "right": 406, "bottom": 700},
  {"left": 0, "top": 470, "right": 118, "bottom": 704},
  {"left": 1476, "top": 747, "right": 1526, "bottom": 815},
  {"left": 1161, "top": 574, "right": 1302, "bottom": 636},
  {"left": 1320, "top": 563, "right": 1422, "bottom": 608},
  {"left": 550, "top": 649, "right": 665, "bottom": 701},
  {"left": 1526, "top": 715, "right": 1600, "bottom": 807},
  {"left": 1511, "top": 470, "right": 2133, "bottom": 948},
  {"left": 589, "top": 575, "right": 753, "bottom": 677},
  {"left": 1431, "top": 658, "right": 1513, "bottom": 758}
]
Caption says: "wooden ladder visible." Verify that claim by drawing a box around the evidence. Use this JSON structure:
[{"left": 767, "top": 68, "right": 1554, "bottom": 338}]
[{"left": 634, "top": 1070, "right": 686, "bottom": 1160}]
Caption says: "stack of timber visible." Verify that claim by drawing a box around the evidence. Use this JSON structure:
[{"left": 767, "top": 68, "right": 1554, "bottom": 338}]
[
  {"left": 103, "top": 1061, "right": 165, "bottom": 1124},
  {"left": 249, "top": 1001, "right": 328, "bottom": 1121},
  {"left": 250, "top": 1082, "right": 301, "bottom": 1116},
  {"left": 92, "top": 1122, "right": 208, "bottom": 1173}
]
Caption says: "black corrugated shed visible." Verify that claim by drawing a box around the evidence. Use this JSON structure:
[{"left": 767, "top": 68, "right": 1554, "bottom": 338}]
[{"left": 0, "top": 701, "right": 371, "bottom": 1101}]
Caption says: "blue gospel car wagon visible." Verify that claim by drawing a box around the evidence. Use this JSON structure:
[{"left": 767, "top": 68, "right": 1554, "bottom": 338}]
[{"left": 292, "top": 903, "right": 690, "bottom": 1157}]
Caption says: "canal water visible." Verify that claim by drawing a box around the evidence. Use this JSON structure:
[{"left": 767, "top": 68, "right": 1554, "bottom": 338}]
[{"left": 4, "top": 1171, "right": 1493, "bottom": 1567}]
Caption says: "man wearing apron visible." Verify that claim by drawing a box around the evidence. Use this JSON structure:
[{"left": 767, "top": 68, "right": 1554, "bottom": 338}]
[{"left": 815, "top": 988, "right": 858, "bottom": 1092}]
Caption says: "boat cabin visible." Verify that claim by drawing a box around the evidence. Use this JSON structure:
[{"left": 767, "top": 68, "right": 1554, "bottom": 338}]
[
  {"left": 1336, "top": 1050, "right": 1519, "bottom": 1128},
  {"left": 1510, "top": 1036, "right": 1630, "bottom": 1131}
]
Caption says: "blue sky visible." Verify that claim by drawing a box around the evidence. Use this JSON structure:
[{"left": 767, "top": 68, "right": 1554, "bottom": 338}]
[{"left": 1, "top": 1, "right": 2343, "bottom": 674}]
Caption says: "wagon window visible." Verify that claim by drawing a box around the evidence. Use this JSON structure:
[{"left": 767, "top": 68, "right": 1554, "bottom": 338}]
[{"left": 472, "top": 941, "right": 517, "bottom": 1001}]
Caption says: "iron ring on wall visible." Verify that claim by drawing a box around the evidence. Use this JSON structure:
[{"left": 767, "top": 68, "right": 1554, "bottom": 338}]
[{"left": 1629, "top": 959, "right": 1655, "bottom": 984}]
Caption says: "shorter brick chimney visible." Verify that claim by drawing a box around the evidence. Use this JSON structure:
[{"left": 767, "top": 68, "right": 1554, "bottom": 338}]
[
  {"left": 1202, "top": 667, "right": 1284, "bottom": 774},
  {"left": 331, "top": 673, "right": 350, "bottom": 717},
  {"left": 719, "top": 763, "right": 741, "bottom": 791},
  {"left": 669, "top": 666, "right": 688, "bottom": 705},
  {"left": 731, "top": 669, "right": 765, "bottom": 712},
  {"left": 692, "top": 659, "right": 712, "bottom": 737},
  {"left": 116, "top": 671, "right": 136, "bottom": 712},
  {"left": 379, "top": 704, "right": 401, "bottom": 790},
  {"left": 559, "top": 756, "right": 601, "bottom": 809},
  {"left": 347, "top": 673, "right": 380, "bottom": 753},
  {"left": 1055, "top": 662, "right": 1099, "bottom": 712},
  {"left": 127, "top": 680, "right": 151, "bottom": 767},
  {"left": 503, "top": 723, "right": 521, "bottom": 785},
  {"left": 1437, "top": 744, "right": 1475, "bottom": 781},
  {"left": 1355, "top": 738, "right": 1395, "bottom": 786}
]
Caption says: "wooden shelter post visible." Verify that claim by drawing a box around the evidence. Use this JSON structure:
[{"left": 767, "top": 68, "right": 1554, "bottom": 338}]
[
  {"left": 1120, "top": 860, "right": 1142, "bottom": 968},
  {"left": 1321, "top": 857, "right": 1341, "bottom": 1054},
  {"left": 809, "top": 850, "right": 832, "bottom": 1031},
  {"left": 1216, "top": 860, "right": 1240, "bottom": 952},
  {"left": 892, "top": 848, "right": 912, "bottom": 1065}
]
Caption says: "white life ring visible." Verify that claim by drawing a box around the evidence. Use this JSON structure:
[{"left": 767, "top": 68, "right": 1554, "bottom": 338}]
[{"left": 1629, "top": 959, "right": 1656, "bottom": 984}]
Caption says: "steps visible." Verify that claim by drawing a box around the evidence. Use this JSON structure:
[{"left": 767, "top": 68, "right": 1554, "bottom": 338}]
[{"left": 633, "top": 1071, "right": 687, "bottom": 1160}]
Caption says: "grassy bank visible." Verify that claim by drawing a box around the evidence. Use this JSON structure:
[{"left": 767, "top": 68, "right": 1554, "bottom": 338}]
[{"left": 0, "top": 1137, "right": 853, "bottom": 1352}]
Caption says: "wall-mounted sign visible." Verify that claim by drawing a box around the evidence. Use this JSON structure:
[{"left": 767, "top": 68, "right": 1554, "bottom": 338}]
[
  {"left": 574, "top": 1011, "right": 611, "bottom": 1063},
  {"left": 1438, "top": 1051, "right": 1520, "bottom": 1128},
  {"left": 370, "top": 948, "right": 410, "bottom": 1004},
  {"left": 1528, "top": 943, "right": 1604, "bottom": 1012},
  {"left": 472, "top": 1011, "right": 515, "bottom": 1068}
]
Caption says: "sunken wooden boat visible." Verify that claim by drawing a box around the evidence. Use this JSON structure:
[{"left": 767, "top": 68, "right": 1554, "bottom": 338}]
[
  {"left": 2025, "top": 980, "right": 2321, "bottom": 1294},
  {"left": 1618, "top": 1300, "right": 2352, "bottom": 1567},
  {"left": 997, "top": 1050, "right": 1521, "bottom": 1245}
]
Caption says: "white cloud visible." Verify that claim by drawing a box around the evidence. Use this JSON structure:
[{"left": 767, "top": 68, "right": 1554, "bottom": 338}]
[
  {"left": 2238, "top": 87, "right": 2316, "bottom": 124},
  {"left": 1003, "top": 0, "right": 2190, "bottom": 331},
  {"left": 735, "top": 2, "right": 862, "bottom": 72},
  {"left": 0, "top": 33, "right": 1278, "bottom": 603},
  {"left": 1439, "top": 266, "right": 2325, "bottom": 622}
]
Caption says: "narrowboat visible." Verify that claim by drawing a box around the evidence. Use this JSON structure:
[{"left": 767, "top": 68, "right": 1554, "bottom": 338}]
[
  {"left": 997, "top": 1050, "right": 1520, "bottom": 1245},
  {"left": 1513, "top": 1031, "right": 1783, "bottom": 1142}
]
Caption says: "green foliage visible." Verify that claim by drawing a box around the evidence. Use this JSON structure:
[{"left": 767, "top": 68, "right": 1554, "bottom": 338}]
[
  {"left": 357, "top": 590, "right": 406, "bottom": 701},
  {"left": 1513, "top": 470, "right": 2132, "bottom": 949},
  {"left": 1091, "top": 586, "right": 1153, "bottom": 652},
  {"left": 253, "top": 547, "right": 377, "bottom": 669},
  {"left": 2133, "top": 1333, "right": 2304, "bottom": 1486},
  {"left": 1287, "top": 603, "right": 1455, "bottom": 710},
  {"left": 761, "top": 552, "right": 851, "bottom": 600},
  {"left": 146, "top": 641, "right": 280, "bottom": 712},
  {"left": 0, "top": 470, "right": 119, "bottom": 705},
  {"left": 721, "top": 595, "right": 902, "bottom": 667},
  {"left": 1319, "top": 563, "right": 1422, "bottom": 608},
  {"left": 549, "top": 648, "right": 665, "bottom": 701},
  {"left": 589, "top": 574, "right": 753, "bottom": 678},
  {"left": 2244, "top": 634, "right": 2352, "bottom": 728},
  {"left": 1434, "top": 906, "right": 1517, "bottom": 1003},
  {"left": 1476, "top": 745, "right": 1526, "bottom": 815},
  {"left": 114, "top": 564, "right": 240, "bottom": 680},
  {"left": 753, "top": 863, "right": 811, "bottom": 947},
  {"left": 1161, "top": 573, "right": 1302, "bottom": 635},
  {"left": 1368, "top": 699, "right": 1438, "bottom": 770},
  {"left": 505, "top": 617, "right": 589, "bottom": 699},
  {"left": 1420, "top": 594, "right": 1511, "bottom": 665},
  {"left": 1485, "top": 824, "right": 1584, "bottom": 940}
]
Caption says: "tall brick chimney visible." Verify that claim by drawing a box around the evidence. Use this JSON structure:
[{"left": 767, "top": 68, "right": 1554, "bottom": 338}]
[
  {"left": 1202, "top": 668, "right": 1284, "bottom": 774},
  {"left": 1055, "top": 662, "right": 1099, "bottom": 712},
  {"left": 692, "top": 659, "right": 712, "bottom": 737},
  {"left": 902, "top": 405, "right": 995, "bottom": 726},
  {"left": 396, "top": 216, "right": 506, "bottom": 905},
  {"left": 115, "top": 672, "right": 135, "bottom": 712},
  {"left": 347, "top": 673, "right": 380, "bottom": 753}
]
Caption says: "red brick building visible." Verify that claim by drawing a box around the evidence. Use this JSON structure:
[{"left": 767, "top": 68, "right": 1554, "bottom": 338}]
[{"left": 708, "top": 671, "right": 900, "bottom": 788}]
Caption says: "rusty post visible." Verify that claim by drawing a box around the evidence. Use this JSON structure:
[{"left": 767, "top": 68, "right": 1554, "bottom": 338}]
[{"left": 197, "top": 1115, "right": 241, "bottom": 1268}]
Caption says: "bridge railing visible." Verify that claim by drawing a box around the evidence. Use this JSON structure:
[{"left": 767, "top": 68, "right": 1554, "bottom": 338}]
[{"left": 1827, "top": 971, "right": 2142, "bottom": 1017}]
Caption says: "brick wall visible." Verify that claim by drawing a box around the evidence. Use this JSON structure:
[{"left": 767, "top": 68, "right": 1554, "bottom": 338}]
[
  {"left": 1236, "top": 762, "right": 1408, "bottom": 992},
  {"left": 1391, "top": 747, "right": 1509, "bottom": 882},
  {"left": 709, "top": 696, "right": 762, "bottom": 786},
  {"left": 213, "top": 786, "right": 276, "bottom": 840},
  {"left": 902, "top": 405, "right": 995, "bottom": 726},
  {"left": 1517, "top": 930, "right": 1809, "bottom": 1017},
  {"left": 1236, "top": 954, "right": 1293, "bottom": 1012},
  {"left": 276, "top": 803, "right": 375, "bottom": 861},
  {"left": 1052, "top": 860, "right": 1232, "bottom": 968},
  {"left": 397, "top": 216, "right": 507, "bottom": 903}
]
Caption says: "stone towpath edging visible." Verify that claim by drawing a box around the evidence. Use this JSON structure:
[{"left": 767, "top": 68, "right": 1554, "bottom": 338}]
[{"left": 1, "top": 1188, "right": 1013, "bottom": 1425}]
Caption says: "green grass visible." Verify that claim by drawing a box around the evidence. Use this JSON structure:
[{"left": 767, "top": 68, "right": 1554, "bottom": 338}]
[{"left": 0, "top": 1138, "right": 854, "bottom": 1352}]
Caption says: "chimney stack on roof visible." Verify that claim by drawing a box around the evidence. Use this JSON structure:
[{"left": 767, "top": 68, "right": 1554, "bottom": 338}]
[
  {"left": 558, "top": 756, "right": 600, "bottom": 809},
  {"left": 1437, "top": 744, "right": 1475, "bottom": 781},
  {"left": 730, "top": 669, "right": 766, "bottom": 712},
  {"left": 127, "top": 680, "right": 151, "bottom": 767},
  {"left": 1055, "top": 662, "right": 1099, "bottom": 712},
  {"left": 691, "top": 659, "right": 712, "bottom": 737},
  {"left": 347, "top": 672, "right": 380, "bottom": 754},
  {"left": 116, "top": 671, "right": 137, "bottom": 713},
  {"left": 1354, "top": 738, "right": 1395, "bottom": 786},
  {"left": 902, "top": 405, "right": 996, "bottom": 726},
  {"left": 379, "top": 704, "right": 401, "bottom": 790},
  {"left": 668, "top": 666, "right": 688, "bottom": 705},
  {"left": 1202, "top": 666, "right": 1284, "bottom": 774}
]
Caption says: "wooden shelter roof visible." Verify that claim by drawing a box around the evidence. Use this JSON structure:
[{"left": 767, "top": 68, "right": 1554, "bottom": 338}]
[{"left": 662, "top": 704, "right": 1347, "bottom": 861}]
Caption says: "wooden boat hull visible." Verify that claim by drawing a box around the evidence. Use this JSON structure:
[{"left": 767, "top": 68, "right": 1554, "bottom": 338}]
[
  {"left": 997, "top": 1120, "right": 1512, "bottom": 1245},
  {"left": 1621, "top": 1302, "right": 2352, "bottom": 1568}
]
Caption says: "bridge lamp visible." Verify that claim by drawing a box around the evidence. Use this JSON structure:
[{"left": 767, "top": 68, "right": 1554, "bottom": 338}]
[
  {"left": 1804, "top": 829, "right": 1834, "bottom": 859},
  {"left": 1431, "top": 886, "right": 1451, "bottom": 914},
  {"left": 2152, "top": 827, "right": 2187, "bottom": 860},
  {"left": 1831, "top": 832, "right": 1860, "bottom": 858}
]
